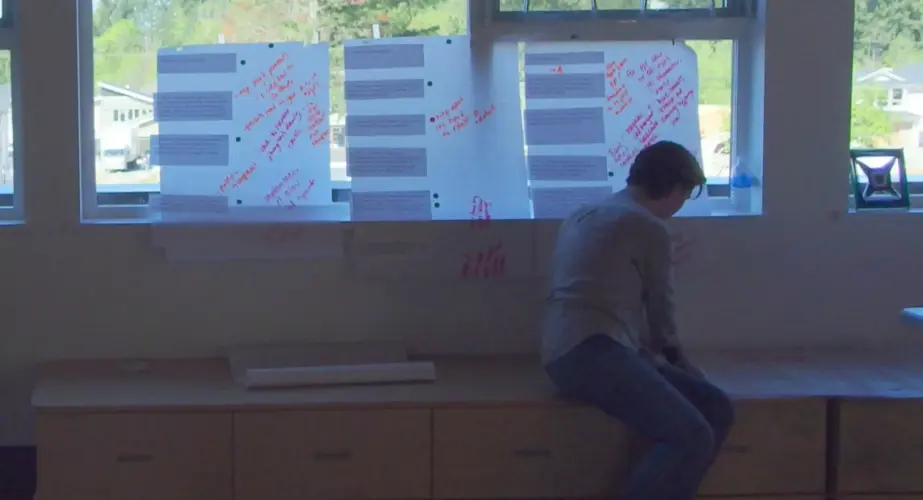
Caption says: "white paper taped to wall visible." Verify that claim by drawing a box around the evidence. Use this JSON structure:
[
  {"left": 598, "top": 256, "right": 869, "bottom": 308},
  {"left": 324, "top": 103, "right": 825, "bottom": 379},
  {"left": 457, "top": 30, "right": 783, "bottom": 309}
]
[
  {"left": 155, "top": 42, "right": 333, "bottom": 210},
  {"left": 344, "top": 36, "right": 531, "bottom": 222},
  {"left": 524, "top": 41, "right": 711, "bottom": 217}
]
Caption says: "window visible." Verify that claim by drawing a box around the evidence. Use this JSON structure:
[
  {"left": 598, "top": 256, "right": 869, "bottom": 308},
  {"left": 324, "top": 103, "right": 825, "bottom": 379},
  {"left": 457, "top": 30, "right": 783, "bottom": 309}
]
[
  {"left": 82, "top": 0, "right": 747, "bottom": 220},
  {"left": 0, "top": 51, "right": 13, "bottom": 210},
  {"left": 851, "top": 0, "right": 923, "bottom": 198},
  {"left": 499, "top": 0, "right": 731, "bottom": 12},
  {"left": 0, "top": 0, "right": 17, "bottom": 216},
  {"left": 85, "top": 0, "right": 468, "bottom": 213}
]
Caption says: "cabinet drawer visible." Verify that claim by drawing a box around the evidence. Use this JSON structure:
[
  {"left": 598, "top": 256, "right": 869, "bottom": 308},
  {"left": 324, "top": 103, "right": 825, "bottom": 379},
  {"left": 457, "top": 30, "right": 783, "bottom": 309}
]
[
  {"left": 699, "top": 399, "right": 827, "bottom": 496},
  {"left": 834, "top": 497, "right": 923, "bottom": 500},
  {"left": 700, "top": 497, "right": 823, "bottom": 500},
  {"left": 433, "top": 406, "right": 631, "bottom": 499},
  {"left": 234, "top": 409, "right": 431, "bottom": 500},
  {"left": 35, "top": 412, "right": 232, "bottom": 500},
  {"left": 838, "top": 399, "right": 923, "bottom": 493}
]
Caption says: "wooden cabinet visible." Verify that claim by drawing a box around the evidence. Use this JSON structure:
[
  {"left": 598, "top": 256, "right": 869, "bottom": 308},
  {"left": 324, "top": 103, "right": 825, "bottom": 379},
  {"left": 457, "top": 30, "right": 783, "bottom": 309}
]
[
  {"left": 234, "top": 409, "right": 431, "bottom": 500},
  {"left": 30, "top": 356, "right": 923, "bottom": 500},
  {"left": 433, "top": 406, "right": 632, "bottom": 499},
  {"left": 838, "top": 399, "right": 923, "bottom": 494},
  {"left": 834, "top": 497, "right": 923, "bottom": 500},
  {"left": 35, "top": 412, "right": 232, "bottom": 500},
  {"left": 700, "top": 398, "right": 828, "bottom": 496}
]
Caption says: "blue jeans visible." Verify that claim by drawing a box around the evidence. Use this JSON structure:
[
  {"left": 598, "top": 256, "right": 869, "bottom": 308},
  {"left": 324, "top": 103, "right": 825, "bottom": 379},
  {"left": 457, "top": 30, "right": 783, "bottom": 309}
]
[{"left": 545, "top": 335, "right": 735, "bottom": 500}]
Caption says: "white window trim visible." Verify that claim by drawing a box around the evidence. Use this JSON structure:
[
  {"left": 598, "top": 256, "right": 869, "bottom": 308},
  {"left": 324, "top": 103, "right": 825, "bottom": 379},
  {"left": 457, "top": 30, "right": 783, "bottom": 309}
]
[
  {"left": 77, "top": 0, "right": 116, "bottom": 221},
  {"left": 80, "top": 0, "right": 750, "bottom": 222},
  {"left": 0, "top": 5, "right": 21, "bottom": 221}
]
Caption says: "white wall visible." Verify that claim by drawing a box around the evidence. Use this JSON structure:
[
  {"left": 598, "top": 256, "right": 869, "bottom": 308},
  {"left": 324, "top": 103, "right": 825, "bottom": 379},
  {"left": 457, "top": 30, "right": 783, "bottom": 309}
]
[{"left": 3, "top": 1, "right": 920, "bottom": 444}]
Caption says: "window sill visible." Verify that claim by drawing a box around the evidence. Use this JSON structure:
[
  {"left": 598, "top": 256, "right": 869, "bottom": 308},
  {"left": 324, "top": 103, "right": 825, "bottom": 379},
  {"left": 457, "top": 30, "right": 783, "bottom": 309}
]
[
  {"left": 86, "top": 182, "right": 737, "bottom": 223},
  {"left": 86, "top": 197, "right": 742, "bottom": 224}
]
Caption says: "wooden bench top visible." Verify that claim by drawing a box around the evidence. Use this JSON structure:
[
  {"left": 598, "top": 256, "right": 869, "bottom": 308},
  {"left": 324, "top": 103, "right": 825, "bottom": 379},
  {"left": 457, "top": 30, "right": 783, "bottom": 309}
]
[{"left": 32, "top": 348, "right": 923, "bottom": 412}]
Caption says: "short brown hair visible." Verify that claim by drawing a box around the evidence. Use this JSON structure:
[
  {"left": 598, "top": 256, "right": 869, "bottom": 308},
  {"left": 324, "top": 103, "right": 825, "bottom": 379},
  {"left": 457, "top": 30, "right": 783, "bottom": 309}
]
[{"left": 626, "top": 141, "right": 706, "bottom": 200}]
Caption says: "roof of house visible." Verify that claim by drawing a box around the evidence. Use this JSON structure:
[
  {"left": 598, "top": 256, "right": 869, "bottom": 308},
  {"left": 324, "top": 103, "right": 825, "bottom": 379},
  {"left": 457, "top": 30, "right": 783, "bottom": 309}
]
[
  {"left": 95, "top": 81, "right": 153, "bottom": 104},
  {"left": 856, "top": 63, "right": 923, "bottom": 86}
]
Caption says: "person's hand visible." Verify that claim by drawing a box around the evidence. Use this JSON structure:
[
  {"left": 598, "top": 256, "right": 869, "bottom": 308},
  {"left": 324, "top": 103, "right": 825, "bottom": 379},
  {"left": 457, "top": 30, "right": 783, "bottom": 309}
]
[
  {"left": 674, "top": 355, "right": 707, "bottom": 379},
  {"left": 672, "top": 231, "right": 696, "bottom": 266}
]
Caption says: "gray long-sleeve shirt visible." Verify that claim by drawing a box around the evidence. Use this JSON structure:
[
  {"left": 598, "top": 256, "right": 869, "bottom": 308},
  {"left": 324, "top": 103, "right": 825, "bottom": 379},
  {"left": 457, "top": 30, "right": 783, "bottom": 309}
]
[{"left": 541, "top": 189, "right": 681, "bottom": 366}]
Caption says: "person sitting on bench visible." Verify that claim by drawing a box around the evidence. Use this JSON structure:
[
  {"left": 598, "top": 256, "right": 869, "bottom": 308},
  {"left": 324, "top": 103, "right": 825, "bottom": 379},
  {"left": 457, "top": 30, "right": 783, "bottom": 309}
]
[{"left": 541, "top": 140, "right": 735, "bottom": 500}]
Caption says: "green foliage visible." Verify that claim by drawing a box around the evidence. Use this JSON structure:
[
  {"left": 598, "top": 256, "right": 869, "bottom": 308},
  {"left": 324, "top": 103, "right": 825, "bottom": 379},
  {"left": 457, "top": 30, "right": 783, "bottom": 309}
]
[
  {"left": 854, "top": 0, "right": 923, "bottom": 68},
  {"left": 851, "top": 87, "right": 895, "bottom": 147},
  {"left": 88, "top": 0, "right": 921, "bottom": 145},
  {"left": 850, "top": 0, "right": 923, "bottom": 145}
]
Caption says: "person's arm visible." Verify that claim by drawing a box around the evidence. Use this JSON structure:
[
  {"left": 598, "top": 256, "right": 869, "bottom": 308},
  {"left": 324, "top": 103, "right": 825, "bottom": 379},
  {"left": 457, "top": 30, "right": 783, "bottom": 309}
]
[
  {"left": 643, "top": 222, "right": 706, "bottom": 377},
  {"left": 642, "top": 221, "right": 683, "bottom": 359}
]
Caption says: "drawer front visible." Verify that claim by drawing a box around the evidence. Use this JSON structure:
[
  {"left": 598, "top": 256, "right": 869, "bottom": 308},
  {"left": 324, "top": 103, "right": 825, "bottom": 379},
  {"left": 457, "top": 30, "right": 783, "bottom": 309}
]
[
  {"left": 36, "top": 412, "right": 233, "bottom": 500},
  {"left": 234, "top": 409, "right": 431, "bottom": 500},
  {"left": 433, "top": 406, "right": 632, "bottom": 499},
  {"left": 700, "top": 497, "right": 824, "bottom": 500},
  {"left": 833, "top": 497, "right": 923, "bottom": 500},
  {"left": 839, "top": 399, "right": 923, "bottom": 493},
  {"left": 699, "top": 399, "right": 827, "bottom": 496}
]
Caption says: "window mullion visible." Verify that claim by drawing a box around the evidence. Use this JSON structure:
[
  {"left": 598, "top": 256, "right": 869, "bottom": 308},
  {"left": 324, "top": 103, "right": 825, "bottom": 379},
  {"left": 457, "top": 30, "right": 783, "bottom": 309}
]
[{"left": 20, "top": 0, "right": 80, "bottom": 225}]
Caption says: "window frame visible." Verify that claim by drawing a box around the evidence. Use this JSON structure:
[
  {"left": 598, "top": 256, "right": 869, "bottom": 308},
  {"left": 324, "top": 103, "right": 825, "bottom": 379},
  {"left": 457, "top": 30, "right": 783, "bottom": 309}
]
[
  {"left": 0, "top": 0, "right": 10, "bottom": 29},
  {"left": 494, "top": 0, "right": 752, "bottom": 19},
  {"left": 0, "top": 0, "right": 21, "bottom": 220},
  {"left": 477, "top": 0, "right": 755, "bottom": 214},
  {"left": 80, "top": 0, "right": 752, "bottom": 221}
]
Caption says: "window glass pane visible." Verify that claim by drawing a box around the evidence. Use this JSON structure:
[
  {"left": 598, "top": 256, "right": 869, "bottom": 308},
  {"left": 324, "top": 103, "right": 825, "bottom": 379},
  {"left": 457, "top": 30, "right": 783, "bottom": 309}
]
[
  {"left": 91, "top": 0, "right": 468, "bottom": 206},
  {"left": 691, "top": 40, "right": 733, "bottom": 181},
  {"left": 519, "top": 40, "right": 732, "bottom": 185},
  {"left": 851, "top": 0, "right": 923, "bottom": 182},
  {"left": 499, "top": 0, "right": 726, "bottom": 11},
  {"left": 89, "top": 2, "right": 730, "bottom": 217},
  {"left": 499, "top": 0, "right": 594, "bottom": 10},
  {"left": 0, "top": 50, "right": 11, "bottom": 208}
]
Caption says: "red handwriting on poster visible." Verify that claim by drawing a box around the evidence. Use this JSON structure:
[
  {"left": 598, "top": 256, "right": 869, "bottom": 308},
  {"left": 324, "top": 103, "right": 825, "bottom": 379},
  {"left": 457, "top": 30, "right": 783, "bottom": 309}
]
[
  {"left": 263, "top": 169, "right": 316, "bottom": 208},
  {"left": 606, "top": 52, "right": 695, "bottom": 168},
  {"left": 473, "top": 104, "right": 496, "bottom": 125},
  {"left": 306, "top": 102, "right": 329, "bottom": 147},
  {"left": 640, "top": 52, "right": 693, "bottom": 126},
  {"left": 469, "top": 195, "right": 492, "bottom": 229},
  {"left": 236, "top": 55, "right": 328, "bottom": 154},
  {"left": 430, "top": 97, "right": 469, "bottom": 137},
  {"left": 300, "top": 73, "right": 321, "bottom": 98},
  {"left": 431, "top": 98, "right": 496, "bottom": 136},
  {"left": 461, "top": 196, "right": 507, "bottom": 279},
  {"left": 259, "top": 108, "right": 303, "bottom": 161},
  {"left": 235, "top": 53, "right": 292, "bottom": 99},
  {"left": 608, "top": 106, "right": 658, "bottom": 167},
  {"left": 217, "top": 162, "right": 258, "bottom": 194},
  {"left": 606, "top": 58, "right": 632, "bottom": 116}
]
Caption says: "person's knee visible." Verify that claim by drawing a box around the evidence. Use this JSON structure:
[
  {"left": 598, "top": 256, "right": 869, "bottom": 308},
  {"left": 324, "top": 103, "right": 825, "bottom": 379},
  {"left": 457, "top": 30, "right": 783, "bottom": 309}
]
[{"left": 667, "top": 415, "right": 716, "bottom": 464}]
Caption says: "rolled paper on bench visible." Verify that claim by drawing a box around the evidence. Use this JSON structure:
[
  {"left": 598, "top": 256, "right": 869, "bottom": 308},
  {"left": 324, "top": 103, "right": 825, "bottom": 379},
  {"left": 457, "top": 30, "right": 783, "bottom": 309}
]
[{"left": 241, "top": 361, "right": 437, "bottom": 389}]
